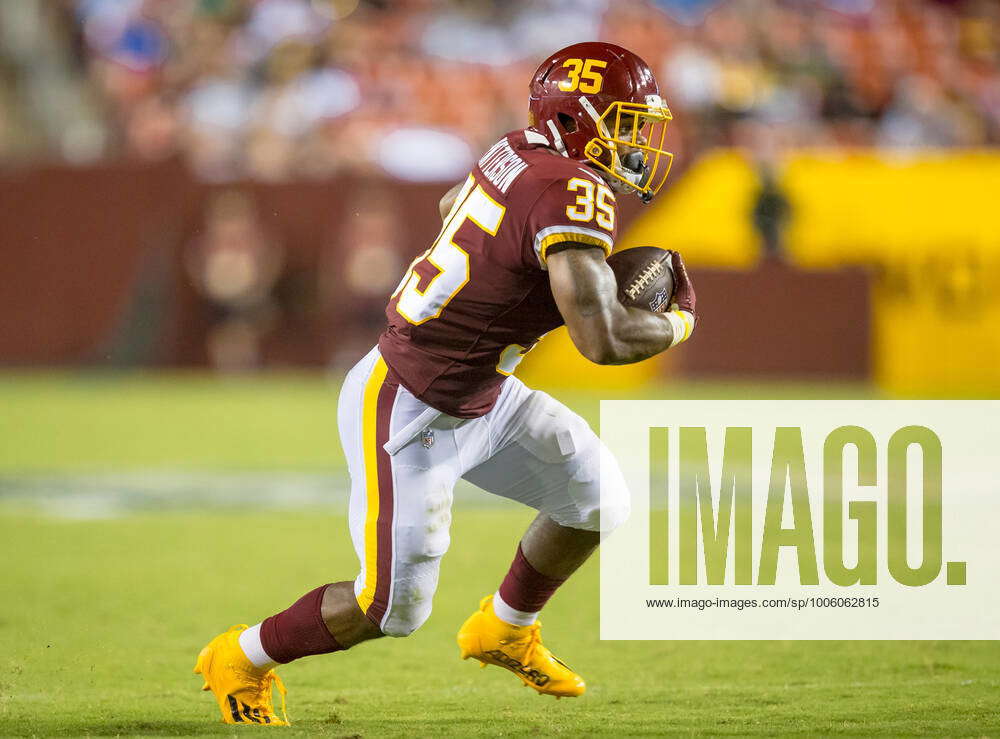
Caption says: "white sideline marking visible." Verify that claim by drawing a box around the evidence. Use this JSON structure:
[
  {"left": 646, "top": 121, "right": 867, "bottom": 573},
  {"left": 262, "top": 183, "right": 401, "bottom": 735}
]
[{"left": 0, "top": 473, "right": 517, "bottom": 519}]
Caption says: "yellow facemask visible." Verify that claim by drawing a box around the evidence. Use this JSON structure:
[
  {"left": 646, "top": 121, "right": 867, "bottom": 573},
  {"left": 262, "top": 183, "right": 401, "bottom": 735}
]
[{"left": 581, "top": 96, "right": 674, "bottom": 200}]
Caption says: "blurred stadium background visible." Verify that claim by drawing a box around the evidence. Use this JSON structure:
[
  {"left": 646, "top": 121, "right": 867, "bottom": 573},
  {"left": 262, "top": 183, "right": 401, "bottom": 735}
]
[
  {"left": 2, "top": 0, "right": 1000, "bottom": 734},
  {"left": 2, "top": 0, "right": 998, "bottom": 391}
]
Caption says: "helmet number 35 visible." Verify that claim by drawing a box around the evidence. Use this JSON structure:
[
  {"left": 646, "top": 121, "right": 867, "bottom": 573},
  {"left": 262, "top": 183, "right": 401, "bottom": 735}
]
[
  {"left": 395, "top": 175, "right": 506, "bottom": 325},
  {"left": 558, "top": 58, "right": 607, "bottom": 94}
]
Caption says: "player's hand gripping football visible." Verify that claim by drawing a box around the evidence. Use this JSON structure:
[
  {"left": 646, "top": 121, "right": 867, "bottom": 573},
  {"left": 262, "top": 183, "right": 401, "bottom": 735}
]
[
  {"left": 665, "top": 249, "right": 696, "bottom": 347},
  {"left": 549, "top": 245, "right": 696, "bottom": 364}
]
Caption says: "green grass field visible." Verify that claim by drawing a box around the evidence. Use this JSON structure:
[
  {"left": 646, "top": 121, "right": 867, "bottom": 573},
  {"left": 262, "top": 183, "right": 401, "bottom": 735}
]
[{"left": 2, "top": 373, "right": 998, "bottom": 737}]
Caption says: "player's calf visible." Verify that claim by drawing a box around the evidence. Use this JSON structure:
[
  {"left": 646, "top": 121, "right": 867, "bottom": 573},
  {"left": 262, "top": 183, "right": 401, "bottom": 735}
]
[
  {"left": 237, "top": 584, "right": 346, "bottom": 670},
  {"left": 320, "top": 581, "right": 385, "bottom": 646}
]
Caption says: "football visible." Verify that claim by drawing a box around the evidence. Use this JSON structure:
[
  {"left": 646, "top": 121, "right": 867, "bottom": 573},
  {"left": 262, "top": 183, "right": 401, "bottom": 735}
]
[{"left": 607, "top": 246, "right": 675, "bottom": 313}]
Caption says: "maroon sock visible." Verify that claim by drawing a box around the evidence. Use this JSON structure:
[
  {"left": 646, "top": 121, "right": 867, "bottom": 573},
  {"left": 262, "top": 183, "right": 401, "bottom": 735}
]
[
  {"left": 497, "top": 544, "right": 566, "bottom": 614},
  {"left": 259, "top": 584, "right": 343, "bottom": 664}
]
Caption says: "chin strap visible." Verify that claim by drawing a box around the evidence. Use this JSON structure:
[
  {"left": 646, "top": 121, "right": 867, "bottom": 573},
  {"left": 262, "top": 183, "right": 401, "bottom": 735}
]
[{"left": 544, "top": 120, "right": 569, "bottom": 157}]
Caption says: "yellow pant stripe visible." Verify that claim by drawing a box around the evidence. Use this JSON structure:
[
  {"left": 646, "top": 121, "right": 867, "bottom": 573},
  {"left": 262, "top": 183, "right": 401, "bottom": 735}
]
[{"left": 357, "top": 356, "right": 389, "bottom": 614}]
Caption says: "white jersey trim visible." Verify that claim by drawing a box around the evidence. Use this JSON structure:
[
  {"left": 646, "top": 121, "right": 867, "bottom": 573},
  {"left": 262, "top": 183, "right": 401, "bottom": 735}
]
[{"left": 524, "top": 129, "right": 549, "bottom": 146}]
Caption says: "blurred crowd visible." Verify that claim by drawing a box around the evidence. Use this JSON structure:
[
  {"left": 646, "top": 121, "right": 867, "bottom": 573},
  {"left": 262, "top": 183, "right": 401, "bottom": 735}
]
[{"left": 0, "top": 0, "right": 998, "bottom": 182}]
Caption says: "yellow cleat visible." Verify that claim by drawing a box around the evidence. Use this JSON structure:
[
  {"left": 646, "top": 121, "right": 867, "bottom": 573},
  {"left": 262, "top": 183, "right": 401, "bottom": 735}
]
[
  {"left": 457, "top": 595, "right": 585, "bottom": 698},
  {"left": 193, "top": 624, "right": 289, "bottom": 726}
]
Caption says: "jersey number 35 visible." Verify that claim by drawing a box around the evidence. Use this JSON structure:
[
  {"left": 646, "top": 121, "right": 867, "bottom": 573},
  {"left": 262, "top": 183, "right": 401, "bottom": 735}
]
[{"left": 393, "top": 175, "right": 505, "bottom": 326}]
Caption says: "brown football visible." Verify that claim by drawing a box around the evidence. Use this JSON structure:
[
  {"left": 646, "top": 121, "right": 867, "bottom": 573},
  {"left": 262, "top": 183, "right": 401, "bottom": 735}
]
[{"left": 607, "top": 246, "right": 675, "bottom": 313}]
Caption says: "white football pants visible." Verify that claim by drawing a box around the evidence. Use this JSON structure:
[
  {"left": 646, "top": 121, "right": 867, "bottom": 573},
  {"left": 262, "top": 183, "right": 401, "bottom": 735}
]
[{"left": 337, "top": 346, "right": 629, "bottom": 637}]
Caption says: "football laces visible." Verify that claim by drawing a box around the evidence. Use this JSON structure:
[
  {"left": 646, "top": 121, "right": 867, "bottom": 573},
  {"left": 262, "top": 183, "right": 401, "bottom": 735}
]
[{"left": 624, "top": 260, "right": 665, "bottom": 301}]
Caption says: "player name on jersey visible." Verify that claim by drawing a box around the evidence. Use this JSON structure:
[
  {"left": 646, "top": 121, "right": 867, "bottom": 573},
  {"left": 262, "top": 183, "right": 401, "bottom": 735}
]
[{"left": 478, "top": 139, "right": 528, "bottom": 194}]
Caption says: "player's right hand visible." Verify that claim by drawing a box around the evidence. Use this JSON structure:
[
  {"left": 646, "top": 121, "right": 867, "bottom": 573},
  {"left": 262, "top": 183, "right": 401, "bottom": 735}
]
[
  {"left": 667, "top": 250, "right": 696, "bottom": 320},
  {"left": 666, "top": 250, "right": 697, "bottom": 346}
]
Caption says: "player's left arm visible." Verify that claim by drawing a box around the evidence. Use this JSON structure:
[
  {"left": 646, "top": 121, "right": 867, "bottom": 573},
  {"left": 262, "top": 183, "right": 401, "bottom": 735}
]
[{"left": 547, "top": 245, "right": 694, "bottom": 365}]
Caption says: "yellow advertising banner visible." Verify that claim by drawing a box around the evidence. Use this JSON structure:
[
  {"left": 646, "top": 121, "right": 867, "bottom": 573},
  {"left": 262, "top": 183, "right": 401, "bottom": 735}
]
[{"left": 619, "top": 150, "right": 1000, "bottom": 394}]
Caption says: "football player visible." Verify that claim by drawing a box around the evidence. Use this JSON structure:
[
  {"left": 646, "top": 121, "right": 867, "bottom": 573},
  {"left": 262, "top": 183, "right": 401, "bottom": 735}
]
[{"left": 194, "top": 41, "right": 697, "bottom": 724}]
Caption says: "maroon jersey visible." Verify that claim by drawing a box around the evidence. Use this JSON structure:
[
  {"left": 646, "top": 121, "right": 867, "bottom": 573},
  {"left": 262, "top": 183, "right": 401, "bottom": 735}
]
[{"left": 379, "top": 129, "right": 620, "bottom": 418}]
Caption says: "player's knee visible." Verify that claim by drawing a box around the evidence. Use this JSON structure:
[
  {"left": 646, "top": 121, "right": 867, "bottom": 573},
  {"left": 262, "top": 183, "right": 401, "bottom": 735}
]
[
  {"left": 562, "top": 441, "right": 631, "bottom": 533},
  {"left": 380, "top": 558, "right": 441, "bottom": 637},
  {"left": 381, "top": 599, "right": 433, "bottom": 637},
  {"left": 598, "top": 472, "right": 631, "bottom": 534},
  {"left": 381, "top": 616, "right": 426, "bottom": 638},
  {"left": 375, "top": 482, "right": 453, "bottom": 638}
]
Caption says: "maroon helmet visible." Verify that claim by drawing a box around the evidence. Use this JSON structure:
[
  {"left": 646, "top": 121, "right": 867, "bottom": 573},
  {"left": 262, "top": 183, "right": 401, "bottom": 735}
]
[{"left": 528, "top": 42, "right": 674, "bottom": 202}]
